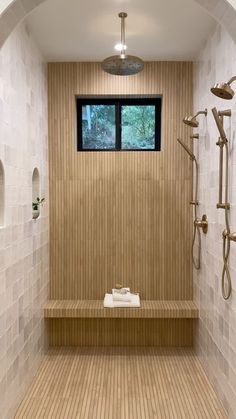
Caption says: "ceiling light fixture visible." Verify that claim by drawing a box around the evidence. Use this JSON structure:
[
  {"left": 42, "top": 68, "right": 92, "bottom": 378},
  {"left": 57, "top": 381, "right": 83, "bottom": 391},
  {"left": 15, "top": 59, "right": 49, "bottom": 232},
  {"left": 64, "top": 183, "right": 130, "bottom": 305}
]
[
  {"left": 102, "top": 12, "right": 144, "bottom": 76},
  {"left": 114, "top": 43, "right": 127, "bottom": 52}
]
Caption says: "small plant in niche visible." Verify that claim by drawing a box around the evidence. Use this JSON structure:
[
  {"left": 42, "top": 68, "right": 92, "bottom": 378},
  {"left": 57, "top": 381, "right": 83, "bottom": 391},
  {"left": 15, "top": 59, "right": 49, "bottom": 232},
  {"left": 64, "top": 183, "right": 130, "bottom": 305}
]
[{"left": 32, "top": 197, "right": 45, "bottom": 219}]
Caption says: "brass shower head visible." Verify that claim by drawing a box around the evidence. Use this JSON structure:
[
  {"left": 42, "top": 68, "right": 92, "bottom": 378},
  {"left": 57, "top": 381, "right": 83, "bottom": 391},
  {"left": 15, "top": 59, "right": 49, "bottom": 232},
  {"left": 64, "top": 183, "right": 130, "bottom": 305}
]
[
  {"left": 183, "top": 109, "right": 207, "bottom": 128},
  {"left": 177, "top": 138, "right": 196, "bottom": 160},
  {"left": 211, "top": 76, "right": 236, "bottom": 100},
  {"left": 183, "top": 116, "right": 198, "bottom": 128}
]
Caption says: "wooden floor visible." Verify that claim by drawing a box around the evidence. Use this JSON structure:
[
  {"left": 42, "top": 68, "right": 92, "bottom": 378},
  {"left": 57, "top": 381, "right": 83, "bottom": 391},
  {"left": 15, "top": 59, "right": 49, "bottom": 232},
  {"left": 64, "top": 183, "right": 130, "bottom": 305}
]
[{"left": 14, "top": 347, "right": 227, "bottom": 419}]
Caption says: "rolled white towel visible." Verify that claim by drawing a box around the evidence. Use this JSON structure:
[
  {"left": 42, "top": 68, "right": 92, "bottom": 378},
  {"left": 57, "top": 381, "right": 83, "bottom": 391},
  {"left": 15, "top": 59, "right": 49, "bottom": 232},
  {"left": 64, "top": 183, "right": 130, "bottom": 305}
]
[
  {"left": 113, "top": 287, "right": 130, "bottom": 294},
  {"left": 112, "top": 288, "right": 132, "bottom": 302},
  {"left": 104, "top": 293, "right": 140, "bottom": 308}
]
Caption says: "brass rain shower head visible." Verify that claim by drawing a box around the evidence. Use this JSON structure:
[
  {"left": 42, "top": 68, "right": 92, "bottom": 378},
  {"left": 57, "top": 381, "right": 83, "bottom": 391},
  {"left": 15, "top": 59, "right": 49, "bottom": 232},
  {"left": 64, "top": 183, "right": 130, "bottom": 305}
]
[
  {"left": 183, "top": 109, "right": 207, "bottom": 128},
  {"left": 211, "top": 76, "right": 236, "bottom": 100},
  {"left": 177, "top": 138, "right": 196, "bottom": 160}
]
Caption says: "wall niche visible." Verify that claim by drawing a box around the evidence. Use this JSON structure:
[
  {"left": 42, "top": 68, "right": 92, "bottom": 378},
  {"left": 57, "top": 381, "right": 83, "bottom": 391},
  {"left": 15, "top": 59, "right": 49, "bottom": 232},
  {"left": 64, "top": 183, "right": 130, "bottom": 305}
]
[{"left": 32, "top": 167, "right": 40, "bottom": 219}]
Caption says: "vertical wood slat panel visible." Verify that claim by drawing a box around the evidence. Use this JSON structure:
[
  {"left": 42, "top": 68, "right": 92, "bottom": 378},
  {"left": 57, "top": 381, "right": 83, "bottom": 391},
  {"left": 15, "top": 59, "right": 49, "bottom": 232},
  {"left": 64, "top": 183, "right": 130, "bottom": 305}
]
[
  {"left": 48, "top": 61, "right": 193, "bottom": 301},
  {"left": 47, "top": 319, "right": 194, "bottom": 347}
]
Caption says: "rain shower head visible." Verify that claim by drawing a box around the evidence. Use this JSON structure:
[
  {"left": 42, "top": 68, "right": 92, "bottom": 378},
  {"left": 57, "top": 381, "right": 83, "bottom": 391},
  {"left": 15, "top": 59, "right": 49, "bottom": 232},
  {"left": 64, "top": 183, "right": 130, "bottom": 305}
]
[
  {"left": 211, "top": 76, "right": 236, "bottom": 100},
  {"left": 177, "top": 138, "right": 196, "bottom": 160},
  {"left": 102, "top": 12, "right": 144, "bottom": 76},
  {"left": 183, "top": 109, "right": 207, "bottom": 128},
  {"left": 211, "top": 107, "right": 227, "bottom": 140}
]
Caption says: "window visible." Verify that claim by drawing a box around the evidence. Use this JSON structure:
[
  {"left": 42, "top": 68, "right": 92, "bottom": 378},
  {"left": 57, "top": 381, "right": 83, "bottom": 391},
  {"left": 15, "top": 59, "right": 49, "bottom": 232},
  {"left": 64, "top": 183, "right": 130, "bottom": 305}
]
[{"left": 77, "top": 98, "right": 161, "bottom": 151}]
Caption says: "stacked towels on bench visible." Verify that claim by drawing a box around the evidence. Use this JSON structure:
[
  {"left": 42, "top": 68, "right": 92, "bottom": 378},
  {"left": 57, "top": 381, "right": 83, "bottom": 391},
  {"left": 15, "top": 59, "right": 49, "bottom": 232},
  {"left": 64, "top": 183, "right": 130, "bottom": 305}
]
[{"left": 104, "top": 287, "right": 141, "bottom": 308}]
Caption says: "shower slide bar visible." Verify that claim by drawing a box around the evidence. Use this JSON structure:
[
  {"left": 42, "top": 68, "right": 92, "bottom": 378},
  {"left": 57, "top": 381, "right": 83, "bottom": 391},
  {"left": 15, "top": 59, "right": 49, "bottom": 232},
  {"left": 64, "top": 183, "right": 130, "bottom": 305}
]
[
  {"left": 212, "top": 107, "right": 236, "bottom": 300},
  {"left": 177, "top": 138, "right": 208, "bottom": 270}
]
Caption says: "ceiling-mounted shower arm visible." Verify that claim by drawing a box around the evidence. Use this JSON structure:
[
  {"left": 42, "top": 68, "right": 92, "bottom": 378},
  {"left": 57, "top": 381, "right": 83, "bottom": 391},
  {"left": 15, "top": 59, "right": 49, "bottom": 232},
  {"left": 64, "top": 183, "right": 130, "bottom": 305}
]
[{"left": 119, "top": 12, "right": 127, "bottom": 58}]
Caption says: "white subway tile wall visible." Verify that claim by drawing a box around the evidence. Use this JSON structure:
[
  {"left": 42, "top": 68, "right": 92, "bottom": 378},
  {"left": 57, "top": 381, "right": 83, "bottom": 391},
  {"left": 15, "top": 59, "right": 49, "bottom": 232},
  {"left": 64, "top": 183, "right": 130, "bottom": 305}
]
[
  {"left": 194, "top": 24, "right": 236, "bottom": 419},
  {"left": 0, "top": 22, "right": 48, "bottom": 419}
]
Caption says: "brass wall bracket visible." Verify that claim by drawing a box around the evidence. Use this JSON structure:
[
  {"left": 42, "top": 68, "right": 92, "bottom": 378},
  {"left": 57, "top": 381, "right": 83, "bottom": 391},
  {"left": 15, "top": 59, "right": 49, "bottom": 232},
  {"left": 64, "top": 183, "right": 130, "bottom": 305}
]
[
  {"left": 190, "top": 134, "right": 199, "bottom": 140},
  {"left": 218, "top": 109, "right": 231, "bottom": 118},
  {"left": 217, "top": 203, "right": 230, "bottom": 210},
  {"left": 189, "top": 200, "right": 199, "bottom": 206},
  {"left": 194, "top": 214, "right": 208, "bottom": 234}
]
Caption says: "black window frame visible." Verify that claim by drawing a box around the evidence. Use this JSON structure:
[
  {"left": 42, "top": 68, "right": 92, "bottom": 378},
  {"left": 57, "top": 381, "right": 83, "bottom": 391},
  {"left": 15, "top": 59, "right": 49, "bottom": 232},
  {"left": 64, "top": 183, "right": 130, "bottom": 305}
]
[{"left": 76, "top": 97, "right": 162, "bottom": 151}]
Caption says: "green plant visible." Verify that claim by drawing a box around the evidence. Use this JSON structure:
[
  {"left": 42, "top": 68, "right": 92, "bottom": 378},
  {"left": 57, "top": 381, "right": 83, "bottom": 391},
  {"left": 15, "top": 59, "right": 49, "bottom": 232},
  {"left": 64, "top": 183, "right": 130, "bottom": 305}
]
[{"left": 32, "top": 197, "right": 45, "bottom": 210}]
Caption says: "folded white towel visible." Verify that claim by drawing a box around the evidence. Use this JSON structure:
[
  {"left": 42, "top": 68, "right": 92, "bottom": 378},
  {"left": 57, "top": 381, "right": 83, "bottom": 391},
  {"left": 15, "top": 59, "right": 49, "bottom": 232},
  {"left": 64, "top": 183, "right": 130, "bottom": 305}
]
[
  {"left": 112, "top": 288, "right": 132, "bottom": 302},
  {"left": 104, "top": 293, "right": 140, "bottom": 308}
]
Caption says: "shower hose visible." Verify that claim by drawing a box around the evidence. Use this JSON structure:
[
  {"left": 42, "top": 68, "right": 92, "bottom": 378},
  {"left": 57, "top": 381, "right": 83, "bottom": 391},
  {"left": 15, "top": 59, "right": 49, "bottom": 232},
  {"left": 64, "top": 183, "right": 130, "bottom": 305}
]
[
  {"left": 221, "top": 143, "right": 232, "bottom": 300},
  {"left": 192, "top": 159, "right": 201, "bottom": 270}
]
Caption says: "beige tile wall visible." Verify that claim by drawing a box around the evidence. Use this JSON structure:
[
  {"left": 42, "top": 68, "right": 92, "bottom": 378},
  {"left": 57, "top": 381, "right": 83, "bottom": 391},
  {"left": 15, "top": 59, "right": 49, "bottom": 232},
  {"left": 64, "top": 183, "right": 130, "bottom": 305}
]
[
  {"left": 193, "top": 24, "right": 236, "bottom": 419},
  {"left": 0, "top": 22, "right": 48, "bottom": 419}
]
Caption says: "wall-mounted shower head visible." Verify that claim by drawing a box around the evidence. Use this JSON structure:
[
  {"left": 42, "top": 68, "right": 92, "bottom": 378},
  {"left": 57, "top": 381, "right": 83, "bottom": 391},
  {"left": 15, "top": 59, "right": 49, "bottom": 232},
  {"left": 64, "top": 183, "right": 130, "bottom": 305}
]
[
  {"left": 211, "top": 76, "right": 236, "bottom": 100},
  {"left": 183, "top": 116, "right": 198, "bottom": 128},
  {"left": 211, "top": 107, "right": 227, "bottom": 141},
  {"left": 177, "top": 138, "right": 196, "bottom": 160},
  {"left": 183, "top": 109, "right": 207, "bottom": 128}
]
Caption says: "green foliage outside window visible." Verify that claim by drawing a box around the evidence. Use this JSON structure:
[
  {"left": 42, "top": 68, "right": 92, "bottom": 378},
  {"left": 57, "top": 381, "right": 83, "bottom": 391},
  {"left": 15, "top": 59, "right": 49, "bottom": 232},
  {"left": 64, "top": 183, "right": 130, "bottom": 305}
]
[{"left": 78, "top": 99, "right": 161, "bottom": 151}]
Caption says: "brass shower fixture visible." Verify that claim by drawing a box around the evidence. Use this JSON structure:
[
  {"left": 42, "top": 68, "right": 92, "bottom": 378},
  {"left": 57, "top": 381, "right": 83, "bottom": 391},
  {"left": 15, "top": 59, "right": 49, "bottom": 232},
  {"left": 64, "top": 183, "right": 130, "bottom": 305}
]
[
  {"left": 211, "top": 76, "right": 236, "bottom": 100},
  {"left": 194, "top": 215, "right": 208, "bottom": 234},
  {"left": 177, "top": 138, "right": 195, "bottom": 160},
  {"left": 183, "top": 109, "right": 207, "bottom": 128},
  {"left": 211, "top": 107, "right": 236, "bottom": 300},
  {"left": 190, "top": 134, "right": 199, "bottom": 140},
  {"left": 177, "top": 138, "right": 208, "bottom": 270}
]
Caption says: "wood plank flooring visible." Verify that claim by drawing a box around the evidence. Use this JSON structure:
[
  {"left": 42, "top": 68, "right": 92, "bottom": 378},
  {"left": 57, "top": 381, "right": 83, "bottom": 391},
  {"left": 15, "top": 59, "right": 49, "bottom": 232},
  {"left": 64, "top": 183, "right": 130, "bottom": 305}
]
[{"left": 14, "top": 347, "right": 227, "bottom": 419}]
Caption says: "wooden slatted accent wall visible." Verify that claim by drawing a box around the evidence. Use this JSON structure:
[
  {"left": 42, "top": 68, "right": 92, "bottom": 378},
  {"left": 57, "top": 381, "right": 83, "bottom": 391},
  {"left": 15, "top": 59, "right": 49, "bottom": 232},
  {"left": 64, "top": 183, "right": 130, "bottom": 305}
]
[{"left": 48, "top": 62, "right": 193, "bottom": 301}]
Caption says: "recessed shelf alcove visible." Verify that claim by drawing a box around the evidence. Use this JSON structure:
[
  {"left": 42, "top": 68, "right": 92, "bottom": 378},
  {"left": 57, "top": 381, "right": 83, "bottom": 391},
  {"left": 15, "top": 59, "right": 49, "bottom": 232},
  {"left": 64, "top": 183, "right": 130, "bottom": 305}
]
[
  {"left": 0, "top": 160, "right": 5, "bottom": 227},
  {"left": 32, "top": 168, "right": 40, "bottom": 201},
  {"left": 32, "top": 168, "right": 40, "bottom": 219}
]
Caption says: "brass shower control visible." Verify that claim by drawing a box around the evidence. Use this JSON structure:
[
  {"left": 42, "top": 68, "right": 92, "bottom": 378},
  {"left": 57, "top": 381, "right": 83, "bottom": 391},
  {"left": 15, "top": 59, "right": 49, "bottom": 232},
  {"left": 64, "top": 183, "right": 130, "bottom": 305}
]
[
  {"left": 190, "top": 134, "right": 199, "bottom": 140},
  {"left": 194, "top": 214, "right": 208, "bottom": 234},
  {"left": 229, "top": 232, "right": 236, "bottom": 242}
]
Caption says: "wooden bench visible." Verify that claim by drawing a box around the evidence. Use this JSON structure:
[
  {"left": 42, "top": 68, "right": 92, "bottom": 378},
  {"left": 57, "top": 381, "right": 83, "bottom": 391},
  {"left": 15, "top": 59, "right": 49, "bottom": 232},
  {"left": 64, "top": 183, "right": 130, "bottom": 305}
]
[
  {"left": 44, "top": 300, "right": 198, "bottom": 346},
  {"left": 44, "top": 300, "right": 198, "bottom": 319}
]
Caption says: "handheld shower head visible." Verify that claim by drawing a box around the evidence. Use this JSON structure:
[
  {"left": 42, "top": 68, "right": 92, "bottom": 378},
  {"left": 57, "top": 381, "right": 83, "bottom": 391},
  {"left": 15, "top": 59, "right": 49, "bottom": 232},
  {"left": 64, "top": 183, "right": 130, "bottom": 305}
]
[
  {"left": 211, "top": 76, "right": 236, "bottom": 100},
  {"left": 211, "top": 107, "right": 227, "bottom": 141},
  {"left": 183, "top": 109, "right": 207, "bottom": 128},
  {"left": 177, "top": 138, "right": 196, "bottom": 160}
]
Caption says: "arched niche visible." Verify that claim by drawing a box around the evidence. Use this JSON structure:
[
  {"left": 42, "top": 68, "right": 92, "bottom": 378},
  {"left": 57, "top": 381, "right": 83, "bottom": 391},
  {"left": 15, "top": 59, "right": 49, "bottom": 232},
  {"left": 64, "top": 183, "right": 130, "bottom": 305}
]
[
  {"left": 0, "top": 160, "right": 5, "bottom": 227},
  {"left": 32, "top": 167, "right": 40, "bottom": 203}
]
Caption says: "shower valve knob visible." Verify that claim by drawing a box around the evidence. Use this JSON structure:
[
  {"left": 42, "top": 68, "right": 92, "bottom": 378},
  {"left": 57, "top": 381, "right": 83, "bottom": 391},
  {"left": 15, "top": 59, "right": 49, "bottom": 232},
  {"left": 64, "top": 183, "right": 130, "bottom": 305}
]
[{"left": 194, "top": 214, "right": 208, "bottom": 234}]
